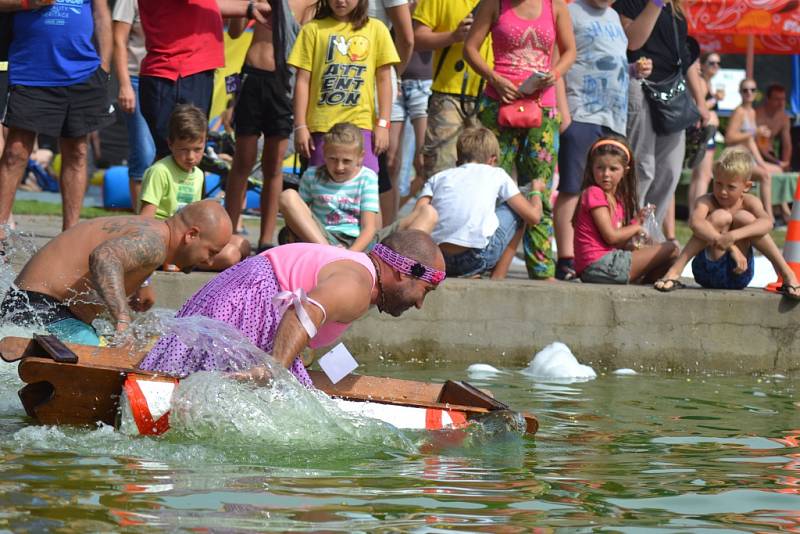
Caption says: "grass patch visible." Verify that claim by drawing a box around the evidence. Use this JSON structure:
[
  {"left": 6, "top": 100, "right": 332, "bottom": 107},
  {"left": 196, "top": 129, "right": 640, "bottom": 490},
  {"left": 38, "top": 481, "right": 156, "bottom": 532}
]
[{"left": 12, "top": 200, "right": 122, "bottom": 219}]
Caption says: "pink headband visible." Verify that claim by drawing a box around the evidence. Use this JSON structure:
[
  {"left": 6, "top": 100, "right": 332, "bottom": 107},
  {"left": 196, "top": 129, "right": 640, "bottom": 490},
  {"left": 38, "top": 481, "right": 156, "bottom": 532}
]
[
  {"left": 372, "top": 243, "right": 446, "bottom": 285},
  {"left": 592, "top": 139, "right": 631, "bottom": 163}
]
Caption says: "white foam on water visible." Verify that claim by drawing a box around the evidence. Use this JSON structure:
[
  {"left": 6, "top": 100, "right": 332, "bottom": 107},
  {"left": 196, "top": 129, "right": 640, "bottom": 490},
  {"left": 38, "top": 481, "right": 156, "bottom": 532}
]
[
  {"left": 680, "top": 254, "right": 777, "bottom": 288},
  {"left": 521, "top": 342, "right": 597, "bottom": 383},
  {"left": 613, "top": 368, "right": 638, "bottom": 376},
  {"left": 467, "top": 363, "right": 504, "bottom": 379}
]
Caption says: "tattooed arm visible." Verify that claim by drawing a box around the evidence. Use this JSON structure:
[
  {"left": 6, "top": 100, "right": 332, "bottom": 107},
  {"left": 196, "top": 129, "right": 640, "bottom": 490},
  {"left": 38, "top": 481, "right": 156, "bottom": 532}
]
[{"left": 88, "top": 230, "right": 167, "bottom": 330}]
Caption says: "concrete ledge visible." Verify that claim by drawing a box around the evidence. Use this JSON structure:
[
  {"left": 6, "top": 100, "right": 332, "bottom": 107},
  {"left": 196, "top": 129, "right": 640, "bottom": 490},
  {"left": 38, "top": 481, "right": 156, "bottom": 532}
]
[{"left": 150, "top": 272, "right": 800, "bottom": 374}]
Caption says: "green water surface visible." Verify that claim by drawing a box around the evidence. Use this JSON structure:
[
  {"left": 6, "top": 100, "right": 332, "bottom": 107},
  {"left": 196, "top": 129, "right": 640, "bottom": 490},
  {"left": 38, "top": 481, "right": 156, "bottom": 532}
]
[{"left": 1, "top": 359, "right": 798, "bottom": 532}]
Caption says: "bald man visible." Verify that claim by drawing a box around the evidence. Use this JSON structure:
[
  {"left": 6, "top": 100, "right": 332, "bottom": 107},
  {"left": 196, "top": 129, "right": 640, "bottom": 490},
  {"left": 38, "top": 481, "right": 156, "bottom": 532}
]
[
  {"left": 138, "top": 229, "right": 446, "bottom": 386},
  {"left": 0, "top": 200, "right": 232, "bottom": 345}
]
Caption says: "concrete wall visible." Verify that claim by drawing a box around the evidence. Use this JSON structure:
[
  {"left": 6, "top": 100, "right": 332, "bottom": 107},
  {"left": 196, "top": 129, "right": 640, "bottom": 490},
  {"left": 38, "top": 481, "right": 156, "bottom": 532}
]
[{"left": 151, "top": 272, "right": 800, "bottom": 374}]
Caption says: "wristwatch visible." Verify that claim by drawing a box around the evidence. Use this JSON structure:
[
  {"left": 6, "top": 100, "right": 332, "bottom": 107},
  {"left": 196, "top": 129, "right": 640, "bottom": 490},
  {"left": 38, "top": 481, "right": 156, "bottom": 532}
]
[{"left": 376, "top": 118, "right": 389, "bottom": 128}]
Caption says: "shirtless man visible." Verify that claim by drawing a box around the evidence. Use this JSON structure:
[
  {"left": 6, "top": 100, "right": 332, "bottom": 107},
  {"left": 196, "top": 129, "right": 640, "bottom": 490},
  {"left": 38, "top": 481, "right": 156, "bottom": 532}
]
[
  {"left": 756, "top": 84, "right": 793, "bottom": 172},
  {"left": 0, "top": 200, "right": 232, "bottom": 345},
  {"left": 138, "top": 230, "right": 446, "bottom": 386},
  {"left": 224, "top": 0, "right": 315, "bottom": 251}
]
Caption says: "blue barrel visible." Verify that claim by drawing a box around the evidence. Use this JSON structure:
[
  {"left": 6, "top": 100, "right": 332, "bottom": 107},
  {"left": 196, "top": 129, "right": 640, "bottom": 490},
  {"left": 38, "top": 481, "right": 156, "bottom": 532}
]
[{"left": 102, "top": 166, "right": 132, "bottom": 209}]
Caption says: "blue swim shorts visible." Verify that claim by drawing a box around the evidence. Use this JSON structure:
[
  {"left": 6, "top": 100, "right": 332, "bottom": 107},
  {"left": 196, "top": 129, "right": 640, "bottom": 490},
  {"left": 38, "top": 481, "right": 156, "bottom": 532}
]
[{"left": 691, "top": 247, "right": 754, "bottom": 289}]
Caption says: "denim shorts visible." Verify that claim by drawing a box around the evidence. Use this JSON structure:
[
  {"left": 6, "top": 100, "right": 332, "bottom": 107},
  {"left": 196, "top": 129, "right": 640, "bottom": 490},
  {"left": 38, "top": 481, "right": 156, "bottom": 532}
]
[
  {"left": 580, "top": 249, "right": 632, "bottom": 284},
  {"left": 557, "top": 121, "right": 613, "bottom": 195},
  {"left": 392, "top": 79, "right": 433, "bottom": 122},
  {"left": 443, "top": 202, "right": 521, "bottom": 277},
  {"left": 692, "top": 247, "right": 754, "bottom": 289}
]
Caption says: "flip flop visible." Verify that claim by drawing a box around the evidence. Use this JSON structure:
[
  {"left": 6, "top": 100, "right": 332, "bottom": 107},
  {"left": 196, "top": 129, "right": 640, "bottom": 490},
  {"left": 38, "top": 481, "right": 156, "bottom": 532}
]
[
  {"left": 779, "top": 283, "right": 800, "bottom": 301},
  {"left": 654, "top": 278, "right": 685, "bottom": 292}
]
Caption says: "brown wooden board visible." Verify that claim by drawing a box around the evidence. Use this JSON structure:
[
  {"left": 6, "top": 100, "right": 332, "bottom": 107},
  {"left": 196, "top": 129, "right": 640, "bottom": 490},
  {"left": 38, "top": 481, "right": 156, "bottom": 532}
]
[{"left": 0, "top": 336, "right": 140, "bottom": 368}]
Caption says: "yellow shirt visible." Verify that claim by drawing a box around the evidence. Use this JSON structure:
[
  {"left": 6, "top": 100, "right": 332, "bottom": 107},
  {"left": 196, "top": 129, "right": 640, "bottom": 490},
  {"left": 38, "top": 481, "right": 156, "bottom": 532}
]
[
  {"left": 288, "top": 17, "right": 400, "bottom": 132},
  {"left": 413, "top": 0, "right": 493, "bottom": 96}
]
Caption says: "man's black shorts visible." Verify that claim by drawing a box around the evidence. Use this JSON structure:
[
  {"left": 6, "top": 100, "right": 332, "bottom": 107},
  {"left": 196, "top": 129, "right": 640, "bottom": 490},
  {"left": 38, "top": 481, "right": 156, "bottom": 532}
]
[
  {"left": 3, "top": 67, "right": 114, "bottom": 138},
  {"left": 233, "top": 65, "right": 293, "bottom": 138}
]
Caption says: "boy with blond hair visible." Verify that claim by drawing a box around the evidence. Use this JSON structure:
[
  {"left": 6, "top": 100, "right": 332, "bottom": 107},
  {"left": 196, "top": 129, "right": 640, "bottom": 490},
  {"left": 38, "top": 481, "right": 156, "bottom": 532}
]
[
  {"left": 416, "top": 127, "right": 543, "bottom": 279},
  {"left": 655, "top": 147, "right": 800, "bottom": 298}
]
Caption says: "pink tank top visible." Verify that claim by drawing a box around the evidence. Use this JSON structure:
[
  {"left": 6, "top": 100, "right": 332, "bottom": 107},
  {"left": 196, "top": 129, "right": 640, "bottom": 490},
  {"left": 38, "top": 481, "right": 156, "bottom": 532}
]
[
  {"left": 485, "top": 0, "right": 556, "bottom": 108},
  {"left": 263, "top": 243, "right": 376, "bottom": 348}
]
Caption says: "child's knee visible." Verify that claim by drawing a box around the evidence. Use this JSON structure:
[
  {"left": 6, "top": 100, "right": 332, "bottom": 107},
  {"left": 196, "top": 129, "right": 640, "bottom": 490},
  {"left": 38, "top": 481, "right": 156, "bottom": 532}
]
[
  {"left": 707, "top": 208, "right": 733, "bottom": 230},
  {"left": 731, "top": 209, "right": 756, "bottom": 228},
  {"left": 278, "top": 189, "right": 299, "bottom": 211},
  {"left": 230, "top": 234, "right": 251, "bottom": 257}
]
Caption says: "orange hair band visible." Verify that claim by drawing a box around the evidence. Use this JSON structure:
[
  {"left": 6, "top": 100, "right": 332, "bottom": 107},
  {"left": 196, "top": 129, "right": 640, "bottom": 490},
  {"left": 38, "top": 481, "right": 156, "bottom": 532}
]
[{"left": 592, "top": 139, "right": 632, "bottom": 163}]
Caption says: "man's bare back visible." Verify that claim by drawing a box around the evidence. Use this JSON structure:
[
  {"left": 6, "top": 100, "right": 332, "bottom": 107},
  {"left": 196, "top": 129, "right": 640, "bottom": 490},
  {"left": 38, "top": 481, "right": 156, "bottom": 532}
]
[{"left": 15, "top": 216, "right": 168, "bottom": 323}]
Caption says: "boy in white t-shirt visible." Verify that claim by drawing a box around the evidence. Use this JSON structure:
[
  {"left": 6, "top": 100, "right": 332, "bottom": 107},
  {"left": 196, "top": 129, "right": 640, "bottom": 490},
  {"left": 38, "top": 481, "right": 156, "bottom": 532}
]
[{"left": 415, "top": 127, "right": 544, "bottom": 279}]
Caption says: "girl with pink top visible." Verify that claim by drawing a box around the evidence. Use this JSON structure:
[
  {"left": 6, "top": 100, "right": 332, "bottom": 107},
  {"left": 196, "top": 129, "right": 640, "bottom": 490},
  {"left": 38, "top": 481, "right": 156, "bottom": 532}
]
[
  {"left": 573, "top": 137, "right": 677, "bottom": 284},
  {"left": 463, "top": 0, "right": 575, "bottom": 280}
]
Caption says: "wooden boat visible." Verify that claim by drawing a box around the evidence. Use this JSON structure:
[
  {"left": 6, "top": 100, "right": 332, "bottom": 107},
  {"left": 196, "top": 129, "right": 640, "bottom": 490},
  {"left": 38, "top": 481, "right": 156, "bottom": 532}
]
[{"left": 0, "top": 336, "right": 538, "bottom": 436}]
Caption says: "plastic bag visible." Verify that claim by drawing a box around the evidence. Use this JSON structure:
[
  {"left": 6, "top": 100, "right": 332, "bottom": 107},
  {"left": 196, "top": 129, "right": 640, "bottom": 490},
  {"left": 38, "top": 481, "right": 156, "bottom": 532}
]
[{"left": 632, "top": 204, "right": 664, "bottom": 248}]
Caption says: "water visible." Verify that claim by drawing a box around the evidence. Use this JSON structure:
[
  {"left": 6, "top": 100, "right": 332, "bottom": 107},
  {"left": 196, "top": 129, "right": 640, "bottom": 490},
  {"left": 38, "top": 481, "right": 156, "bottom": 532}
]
[
  {"left": 1, "top": 233, "right": 798, "bottom": 531},
  {"left": 1, "top": 342, "right": 798, "bottom": 532}
]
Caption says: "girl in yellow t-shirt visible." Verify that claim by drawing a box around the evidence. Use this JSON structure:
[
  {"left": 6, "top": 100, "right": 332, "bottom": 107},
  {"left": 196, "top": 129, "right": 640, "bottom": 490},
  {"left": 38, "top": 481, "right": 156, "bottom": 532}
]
[{"left": 288, "top": 0, "right": 400, "bottom": 174}]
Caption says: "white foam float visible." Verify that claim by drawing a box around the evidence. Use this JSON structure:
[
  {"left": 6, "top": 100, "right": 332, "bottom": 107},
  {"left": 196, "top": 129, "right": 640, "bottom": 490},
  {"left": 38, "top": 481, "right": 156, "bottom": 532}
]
[
  {"left": 521, "top": 342, "right": 596, "bottom": 382},
  {"left": 613, "top": 368, "right": 638, "bottom": 376},
  {"left": 467, "top": 363, "right": 504, "bottom": 379}
]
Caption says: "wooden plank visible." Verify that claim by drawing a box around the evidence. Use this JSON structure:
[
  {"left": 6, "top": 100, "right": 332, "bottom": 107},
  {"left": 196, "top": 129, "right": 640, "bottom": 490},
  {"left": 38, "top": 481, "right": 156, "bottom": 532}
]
[
  {"left": 307, "top": 370, "right": 445, "bottom": 405},
  {"left": 18, "top": 359, "right": 127, "bottom": 426},
  {"left": 0, "top": 336, "right": 140, "bottom": 369}
]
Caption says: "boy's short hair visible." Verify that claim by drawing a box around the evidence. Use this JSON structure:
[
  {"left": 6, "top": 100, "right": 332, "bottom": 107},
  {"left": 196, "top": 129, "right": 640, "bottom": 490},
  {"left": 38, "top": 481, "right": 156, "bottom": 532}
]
[
  {"left": 168, "top": 104, "right": 208, "bottom": 143},
  {"left": 713, "top": 147, "right": 754, "bottom": 182},
  {"left": 456, "top": 127, "right": 500, "bottom": 165},
  {"left": 323, "top": 122, "right": 364, "bottom": 151}
]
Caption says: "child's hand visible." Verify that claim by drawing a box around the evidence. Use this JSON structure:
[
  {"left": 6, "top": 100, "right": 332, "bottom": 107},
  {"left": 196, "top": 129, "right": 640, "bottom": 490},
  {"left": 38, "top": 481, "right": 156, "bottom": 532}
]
[
  {"left": 729, "top": 246, "right": 748, "bottom": 274},
  {"left": 634, "top": 57, "right": 653, "bottom": 79},
  {"left": 373, "top": 126, "right": 389, "bottom": 155},
  {"left": 531, "top": 179, "right": 547, "bottom": 193},
  {"left": 714, "top": 231, "right": 736, "bottom": 251},
  {"left": 294, "top": 127, "right": 314, "bottom": 159}
]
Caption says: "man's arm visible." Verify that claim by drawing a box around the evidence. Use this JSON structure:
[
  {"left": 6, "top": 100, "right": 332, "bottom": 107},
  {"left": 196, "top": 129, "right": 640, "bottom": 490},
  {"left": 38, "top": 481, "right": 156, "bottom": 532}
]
[
  {"left": 216, "top": 0, "right": 270, "bottom": 24},
  {"left": 413, "top": 20, "right": 464, "bottom": 51},
  {"left": 93, "top": 0, "right": 112, "bottom": 72},
  {"left": 780, "top": 114, "right": 793, "bottom": 169},
  {"left": 387, "top": 4, "right": 414, "bottom": 74},
  {"left": 88, "top": 230, "right": 167, "bottom": 330},
  {"left": 112, "top": 20, "right": 135, "bottom": 113},
  {"left": 271, "top": 266, "right": 373, "bottom": 368}
]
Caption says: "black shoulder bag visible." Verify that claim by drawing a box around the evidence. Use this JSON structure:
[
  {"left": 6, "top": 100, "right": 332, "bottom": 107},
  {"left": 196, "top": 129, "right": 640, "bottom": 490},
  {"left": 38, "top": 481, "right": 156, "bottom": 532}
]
[{"left": 640, "top": 8, "right": 700, "bottom": 135}]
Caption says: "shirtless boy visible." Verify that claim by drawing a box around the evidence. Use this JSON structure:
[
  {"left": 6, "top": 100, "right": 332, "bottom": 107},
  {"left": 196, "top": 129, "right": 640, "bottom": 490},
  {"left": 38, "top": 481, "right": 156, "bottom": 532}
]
[
  {"left": 0, "top": 200, "right": 232, "bottom": 344},
  {"left": 224, "top": 0, "right": 315, "bottom": 251},
  {"left": 654, "top": 148, "right": 800, "bottom": 299}
]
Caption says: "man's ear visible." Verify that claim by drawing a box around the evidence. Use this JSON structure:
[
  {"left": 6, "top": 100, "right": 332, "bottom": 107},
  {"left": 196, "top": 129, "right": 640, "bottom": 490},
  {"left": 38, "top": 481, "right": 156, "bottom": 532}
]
[{"left": 186, "top": 226, "right": 201, "bottom": 242}]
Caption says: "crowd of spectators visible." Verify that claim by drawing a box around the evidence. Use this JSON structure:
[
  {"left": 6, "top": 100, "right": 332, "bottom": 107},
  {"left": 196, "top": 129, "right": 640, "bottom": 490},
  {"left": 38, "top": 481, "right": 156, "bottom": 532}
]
[{"left": 0, "top": 0, "right": 798, "bottom": 291}]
